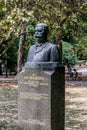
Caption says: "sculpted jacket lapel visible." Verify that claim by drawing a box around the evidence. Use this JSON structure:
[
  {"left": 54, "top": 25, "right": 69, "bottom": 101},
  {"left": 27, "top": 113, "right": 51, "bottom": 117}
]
[
  {"left": 42, "top": 42, "right": 47, "bottom": 48},
  {"left": 34, "top": 43, "right": 47, "bottom": 53},
  {"left": 35, "top": 46, "right": 43, "bottom": 53}
]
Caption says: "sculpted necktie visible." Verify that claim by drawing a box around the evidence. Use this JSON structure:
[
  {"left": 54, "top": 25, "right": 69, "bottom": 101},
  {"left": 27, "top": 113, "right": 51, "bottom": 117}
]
[{"left": 35, "top": 44, "right": 43, "bottom": 53}]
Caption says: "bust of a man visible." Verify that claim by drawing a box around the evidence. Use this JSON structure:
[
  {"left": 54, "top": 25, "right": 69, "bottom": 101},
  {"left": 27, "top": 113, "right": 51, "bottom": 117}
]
[{"left": 27, "top": 23, "right": 59, "bottom": 62}]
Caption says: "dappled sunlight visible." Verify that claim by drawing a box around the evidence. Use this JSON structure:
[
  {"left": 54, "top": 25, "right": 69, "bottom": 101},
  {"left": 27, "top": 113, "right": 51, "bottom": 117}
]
[{"left": 65, "top": 84, "right": 87, "bottom": 130}]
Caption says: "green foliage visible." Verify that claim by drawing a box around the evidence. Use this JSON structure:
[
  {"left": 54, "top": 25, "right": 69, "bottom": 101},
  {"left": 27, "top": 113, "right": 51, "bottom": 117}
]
[
  {"left": 62, "top": 41, "right": 78, "bottom": 65},
  {"left": 75, "top": 35, "right": 87, "bottom": 60},
  {"left": 0, "top": 0, "right": 87, "bottom": 70},
  {"left": 26, "top": 20, "right": 36, "bottom": 46}
]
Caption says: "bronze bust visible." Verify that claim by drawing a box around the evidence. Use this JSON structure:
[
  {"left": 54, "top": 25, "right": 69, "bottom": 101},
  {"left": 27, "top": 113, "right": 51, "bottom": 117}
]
[{"left": 27, "top": 23, "right": 59, "bottom": 62}]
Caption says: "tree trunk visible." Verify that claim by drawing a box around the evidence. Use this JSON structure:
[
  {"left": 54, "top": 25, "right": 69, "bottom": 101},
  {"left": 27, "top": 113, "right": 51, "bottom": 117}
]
[
  {"left": 17, "top": 22, "right": 26, "bottom": 73},
  {"left": 0, "top": 63, "right": 2, "bottom": 75}
]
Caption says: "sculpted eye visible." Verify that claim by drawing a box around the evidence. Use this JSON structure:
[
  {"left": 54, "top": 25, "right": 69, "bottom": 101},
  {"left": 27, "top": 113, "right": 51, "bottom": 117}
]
[
  {"left": 35, "top": 30, "right": 42, "bottom": 33},
  {"left": 38, "top": 30, "right": 42, "bottom": 32}
]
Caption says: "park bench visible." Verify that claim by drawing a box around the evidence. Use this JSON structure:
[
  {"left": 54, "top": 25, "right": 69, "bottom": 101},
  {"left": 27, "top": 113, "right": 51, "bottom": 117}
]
[
  {"left": 73, "top": 72, "right": 82, "bottom": 80},
  {"left": 65, "top": 74, "right": 73, "bottom": 81},
  {"left": 65, "top": 72, "right": 82, "bottom": 81}
]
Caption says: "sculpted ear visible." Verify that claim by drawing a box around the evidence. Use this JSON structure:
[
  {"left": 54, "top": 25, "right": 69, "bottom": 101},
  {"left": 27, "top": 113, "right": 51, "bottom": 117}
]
[{"left": 44, "top": 26, "right": 49, "bottom": 36}]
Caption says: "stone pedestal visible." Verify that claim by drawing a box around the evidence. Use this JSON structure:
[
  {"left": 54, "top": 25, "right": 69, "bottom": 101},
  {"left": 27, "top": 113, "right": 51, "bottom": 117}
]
[{"left": 18, "top": 63, "right": 65, "bottom": 130}]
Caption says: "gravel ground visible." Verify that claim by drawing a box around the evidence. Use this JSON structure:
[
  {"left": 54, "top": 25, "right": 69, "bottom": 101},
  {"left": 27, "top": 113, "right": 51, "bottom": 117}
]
[
  {"left": 65, "top": 83, "right": 87, "bottom": 130},
  {"left": 0, "top": 83, "right": 18, "bottom": 130},
  {"left": 0, "top": 82, "right": 87, "bottom": 130}
]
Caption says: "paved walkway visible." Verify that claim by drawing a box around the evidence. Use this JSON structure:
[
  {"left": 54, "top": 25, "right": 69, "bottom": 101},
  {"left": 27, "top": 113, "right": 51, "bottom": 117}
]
[
  {"left": 0, "top": 76, "right": 17, "bottom": 83},
  {"left": 66, "top": 81, "right": 87, "bottom": 86},
  {"left": 0, "top": 76, "right": 87, "bottom": 86}
]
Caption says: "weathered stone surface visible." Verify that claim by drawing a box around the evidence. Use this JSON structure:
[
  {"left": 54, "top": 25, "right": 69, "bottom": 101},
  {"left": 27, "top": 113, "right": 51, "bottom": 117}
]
[{"left": 18, "top": 65, "right": 65, "bottom": 130}]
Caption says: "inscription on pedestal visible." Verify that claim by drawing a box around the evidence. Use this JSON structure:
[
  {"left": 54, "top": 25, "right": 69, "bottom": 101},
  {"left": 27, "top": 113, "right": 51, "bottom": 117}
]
[
  {"left": 20, "top": 92, "right": 49, "bottom": 100},
  {"left": 18, "top": 68, "right": 51, "bottom": 130},
  {"left": 20, "top": 73, "right": 48, "bottom": 87},
  {"left": 24, "top": 74, "right": 44, "bottom": 80},
  {"left": 22, "top": 119, "right": 46, "bottom": 126},
  {"left": 18, "top": 67, "right": 65, "bottom": 130}
]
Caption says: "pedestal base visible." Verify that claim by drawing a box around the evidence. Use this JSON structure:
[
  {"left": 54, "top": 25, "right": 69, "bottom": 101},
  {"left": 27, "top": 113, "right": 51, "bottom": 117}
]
[{"left": 18, "top": 65, "right": 65, "bottom": 130}]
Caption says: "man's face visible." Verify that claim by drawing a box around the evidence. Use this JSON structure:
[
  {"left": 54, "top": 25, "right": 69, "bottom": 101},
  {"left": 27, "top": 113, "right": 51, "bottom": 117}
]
[{"left": 34, "top": 25, "right": 45, "bottom": 43}]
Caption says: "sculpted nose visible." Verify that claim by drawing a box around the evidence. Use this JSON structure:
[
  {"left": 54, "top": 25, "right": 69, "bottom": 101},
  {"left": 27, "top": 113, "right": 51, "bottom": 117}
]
[
  {"left": 35, "top": 31, "right": 38, "bottom": 35},
  {"left": 34, "top": 32, "right": 37, "bottom": 37}
]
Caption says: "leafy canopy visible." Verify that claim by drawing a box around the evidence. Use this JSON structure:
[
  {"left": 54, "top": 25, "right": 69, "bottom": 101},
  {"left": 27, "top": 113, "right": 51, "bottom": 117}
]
[{"left": 0, "top": 0, "right": 87, "bottom": 66}]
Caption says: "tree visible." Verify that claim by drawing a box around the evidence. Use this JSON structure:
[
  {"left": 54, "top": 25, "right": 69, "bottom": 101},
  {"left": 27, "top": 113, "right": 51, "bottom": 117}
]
[
  {"left": 0, "top": 0, "right": 87, "bottom": 73},
  {"left": 62, "top": 41, "right": 78, "bottom": 67}
]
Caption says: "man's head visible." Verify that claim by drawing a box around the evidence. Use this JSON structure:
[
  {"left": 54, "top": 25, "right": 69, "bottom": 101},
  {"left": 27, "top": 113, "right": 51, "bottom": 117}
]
[{"left": 34, "top": 23, "right": 49, "bottom": 43}]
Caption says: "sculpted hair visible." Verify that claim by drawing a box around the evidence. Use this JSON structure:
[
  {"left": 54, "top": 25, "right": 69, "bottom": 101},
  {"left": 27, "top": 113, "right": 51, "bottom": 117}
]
[{"left": 36, "top": 23, "right": 49, "bottom": 36}]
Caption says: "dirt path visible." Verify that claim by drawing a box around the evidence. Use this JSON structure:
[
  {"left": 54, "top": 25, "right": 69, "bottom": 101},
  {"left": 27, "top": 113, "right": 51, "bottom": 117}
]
[
  {"left": 0, "top": 82, "right": 87, "bottom": 130},
  {"left": 0, "top": 84, "right": 18, "bottom": 130},
  {"left": 66, "top": 81, "right": 87, "bottom": 86},
  {"left": 65, "top": 84, "right": 87, "bottom": 130}
]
